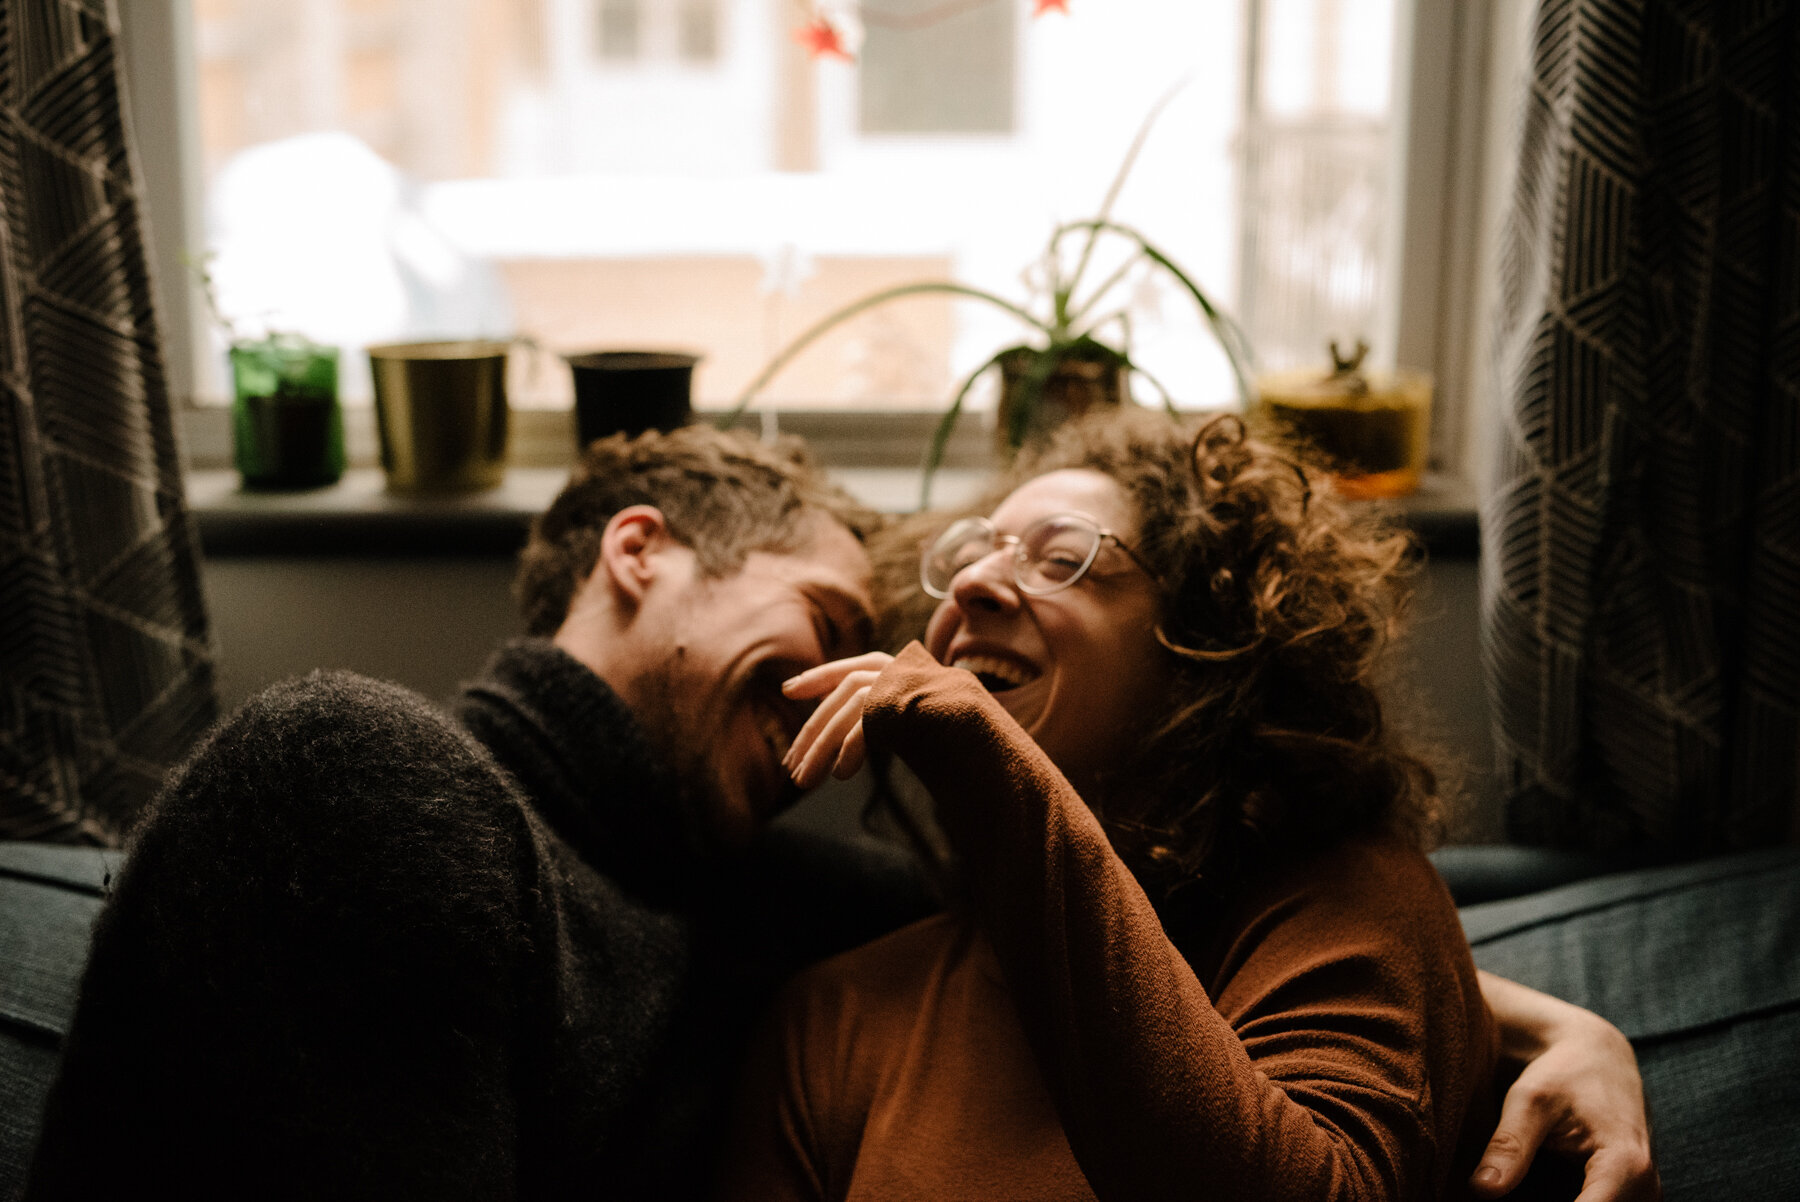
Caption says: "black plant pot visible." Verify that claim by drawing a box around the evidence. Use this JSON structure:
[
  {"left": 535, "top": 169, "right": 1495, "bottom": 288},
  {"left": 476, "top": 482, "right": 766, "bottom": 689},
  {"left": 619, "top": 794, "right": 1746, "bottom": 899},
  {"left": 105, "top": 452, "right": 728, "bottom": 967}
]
[{"left": 568, "top": 351, "right": 699, "bottom": 449}]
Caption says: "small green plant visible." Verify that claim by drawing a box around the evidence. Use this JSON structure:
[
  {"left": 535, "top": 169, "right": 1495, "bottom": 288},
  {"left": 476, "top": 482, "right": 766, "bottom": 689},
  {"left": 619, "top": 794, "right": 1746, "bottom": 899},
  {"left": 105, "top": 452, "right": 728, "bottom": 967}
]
[
  {"left": 721, "top": 83, "right": 1256, "bottom": 503},
  {"left": 188, "top": 252, "right": 345, "bottom": 488},
  {"left": 186, "top": 251, "right": 339, "bottom": 380}
]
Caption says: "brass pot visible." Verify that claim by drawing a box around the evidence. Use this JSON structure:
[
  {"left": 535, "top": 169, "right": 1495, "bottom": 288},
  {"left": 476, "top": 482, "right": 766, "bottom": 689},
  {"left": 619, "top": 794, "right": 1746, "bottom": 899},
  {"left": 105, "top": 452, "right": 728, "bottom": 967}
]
[{"left": 368, "top": 340, "right": 511, "bottom": 493}]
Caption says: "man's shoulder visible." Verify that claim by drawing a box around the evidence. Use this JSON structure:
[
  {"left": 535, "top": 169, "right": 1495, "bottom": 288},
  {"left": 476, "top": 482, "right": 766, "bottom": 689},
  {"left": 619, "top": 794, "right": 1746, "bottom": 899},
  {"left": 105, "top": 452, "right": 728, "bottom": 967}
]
[
  {"left": 134, "top": 669, "right": 526, "bottom": 855},
  {"left": 229, "top": 669, "right": 458, "bottom": 743},
  {"left": 200, "top": 670, "right": 497, "bottom": 787}
]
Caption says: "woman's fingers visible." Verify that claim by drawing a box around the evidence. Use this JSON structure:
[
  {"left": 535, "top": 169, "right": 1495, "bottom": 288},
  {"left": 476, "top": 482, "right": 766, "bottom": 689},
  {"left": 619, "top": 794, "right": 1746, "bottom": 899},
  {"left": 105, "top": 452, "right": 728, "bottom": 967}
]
[
  {"left": 831, "top": 717, "right": 867, "bottom": 781},
  {"left": 789, "top": 684, "right": 872, "bottom": 790},
  {"left": 784, "top": 672, "right": 865, "bottom": 774},
  {"left": 782, "top": 654, "right": 892, "bottom": 787},
  {"left": 783, "top": 652, "right": 893, "bottom": 701}
]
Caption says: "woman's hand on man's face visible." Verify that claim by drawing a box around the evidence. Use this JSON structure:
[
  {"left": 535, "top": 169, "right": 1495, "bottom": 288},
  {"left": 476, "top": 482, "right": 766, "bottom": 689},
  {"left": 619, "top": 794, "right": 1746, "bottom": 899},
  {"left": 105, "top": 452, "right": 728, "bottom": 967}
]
[{"left": 781, "top": 652, "right": 896, "bottom": 790}]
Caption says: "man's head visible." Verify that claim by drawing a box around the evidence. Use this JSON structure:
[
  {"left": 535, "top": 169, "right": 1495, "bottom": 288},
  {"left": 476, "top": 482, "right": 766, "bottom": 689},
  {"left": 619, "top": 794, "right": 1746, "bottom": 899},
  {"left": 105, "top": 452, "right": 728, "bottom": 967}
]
[
  {"left": 518, "top": 427, "right": 879, "bottom": 851},
  {"left": 517, "top": 425, "right": 879, "bottom": 638}
]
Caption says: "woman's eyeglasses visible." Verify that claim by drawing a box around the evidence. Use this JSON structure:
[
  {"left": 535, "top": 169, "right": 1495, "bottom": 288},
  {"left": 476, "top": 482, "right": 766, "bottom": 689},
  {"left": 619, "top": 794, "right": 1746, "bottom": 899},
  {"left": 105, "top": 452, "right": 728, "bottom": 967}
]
[{"left": 920, "top": 513, "right": 1159, "bottom": 599}]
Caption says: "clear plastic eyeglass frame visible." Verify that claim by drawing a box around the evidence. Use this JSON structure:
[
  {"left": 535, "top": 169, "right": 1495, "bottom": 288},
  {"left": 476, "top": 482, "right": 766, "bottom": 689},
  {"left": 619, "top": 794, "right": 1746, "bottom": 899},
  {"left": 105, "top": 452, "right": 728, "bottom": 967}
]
[{"left": 920, "top": 513, "right": 1158, "bottom": 600}]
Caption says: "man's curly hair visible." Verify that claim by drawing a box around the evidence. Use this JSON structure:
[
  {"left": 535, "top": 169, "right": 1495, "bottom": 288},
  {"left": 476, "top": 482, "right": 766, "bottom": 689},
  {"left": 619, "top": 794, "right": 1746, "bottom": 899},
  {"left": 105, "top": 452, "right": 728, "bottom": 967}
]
[
  {"left": 871, "top": 407, "right": 1440, "bottom": 892},
  {"left": 515, "top": 426, "right": 880, "bottom": 637}
]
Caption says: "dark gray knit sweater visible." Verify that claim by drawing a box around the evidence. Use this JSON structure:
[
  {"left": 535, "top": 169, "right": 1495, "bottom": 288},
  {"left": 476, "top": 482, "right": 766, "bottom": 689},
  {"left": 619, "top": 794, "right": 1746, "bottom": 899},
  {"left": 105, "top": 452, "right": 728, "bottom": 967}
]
[{"left": 24, "top": 640, "right": 929, "bottom": 1200}]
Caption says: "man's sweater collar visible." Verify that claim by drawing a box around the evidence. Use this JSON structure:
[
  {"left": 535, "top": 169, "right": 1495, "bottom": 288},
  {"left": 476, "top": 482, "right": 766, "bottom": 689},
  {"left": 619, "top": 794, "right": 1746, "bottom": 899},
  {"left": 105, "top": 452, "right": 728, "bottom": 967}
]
[{"left": 454, "top": 638, "right": 702, "bottom": 901}]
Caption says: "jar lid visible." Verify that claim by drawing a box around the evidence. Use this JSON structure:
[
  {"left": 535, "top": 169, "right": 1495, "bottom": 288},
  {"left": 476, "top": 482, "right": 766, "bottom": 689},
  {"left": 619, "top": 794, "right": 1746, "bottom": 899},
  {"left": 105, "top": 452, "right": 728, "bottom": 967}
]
[{"left": 1256, "top": 340, "right": 1430, "bottom": 410}]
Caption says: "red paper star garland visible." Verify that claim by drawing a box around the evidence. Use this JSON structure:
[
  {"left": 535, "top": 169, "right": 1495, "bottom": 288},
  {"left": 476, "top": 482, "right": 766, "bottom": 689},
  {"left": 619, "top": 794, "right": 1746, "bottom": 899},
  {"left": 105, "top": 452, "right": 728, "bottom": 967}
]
[
  {"left": 796, "top": 1, "right": 1066, "bottom": 60},
  {"left": 795, "top": 15, "right": 853, "bottom": 60}
]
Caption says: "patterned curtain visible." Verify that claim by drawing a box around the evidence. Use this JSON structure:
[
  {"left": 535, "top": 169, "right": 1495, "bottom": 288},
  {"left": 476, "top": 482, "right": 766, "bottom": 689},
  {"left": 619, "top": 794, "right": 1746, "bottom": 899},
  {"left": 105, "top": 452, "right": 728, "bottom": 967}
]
[
  {"left": 0, "top": 0, "right": 216, "bottom": 842},
  {"left": 1481, "top": 0, "right": 1799, "bottom": 854}
]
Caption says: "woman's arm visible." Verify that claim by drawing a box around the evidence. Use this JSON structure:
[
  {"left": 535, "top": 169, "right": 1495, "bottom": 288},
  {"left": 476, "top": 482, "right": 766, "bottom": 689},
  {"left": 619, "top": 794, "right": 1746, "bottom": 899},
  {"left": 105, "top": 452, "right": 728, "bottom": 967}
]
[
  {"left": 786, "top": 648, "right": 1659, "bottom": 1202},
  {"left": 847, "top": 644, "right": 1492, "bottom": 1202},
  {"left": 1475, "top": 972, "right": 1661, "bottom": 1201}
]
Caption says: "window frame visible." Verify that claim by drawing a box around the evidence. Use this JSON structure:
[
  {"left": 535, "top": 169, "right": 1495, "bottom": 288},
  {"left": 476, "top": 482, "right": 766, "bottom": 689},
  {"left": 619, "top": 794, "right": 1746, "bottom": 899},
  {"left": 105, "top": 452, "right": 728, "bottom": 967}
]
[{"left": 126, "top": 0, "right": 1522, "bottom": 482}]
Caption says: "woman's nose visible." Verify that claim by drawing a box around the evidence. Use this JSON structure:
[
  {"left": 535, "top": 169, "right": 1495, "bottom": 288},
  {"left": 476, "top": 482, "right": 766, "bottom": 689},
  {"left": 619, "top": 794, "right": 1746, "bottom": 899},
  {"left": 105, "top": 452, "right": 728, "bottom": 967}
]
[{"left": 949, "top": 544, "right": 1019, "bottom": 611}]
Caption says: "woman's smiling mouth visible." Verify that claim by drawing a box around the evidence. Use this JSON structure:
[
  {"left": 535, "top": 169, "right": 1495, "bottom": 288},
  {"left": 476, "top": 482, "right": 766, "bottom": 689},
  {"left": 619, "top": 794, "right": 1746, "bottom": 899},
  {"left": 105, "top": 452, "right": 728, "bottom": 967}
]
[{"left": 950, "top": 654, "right": 1041, "bottom": 694}]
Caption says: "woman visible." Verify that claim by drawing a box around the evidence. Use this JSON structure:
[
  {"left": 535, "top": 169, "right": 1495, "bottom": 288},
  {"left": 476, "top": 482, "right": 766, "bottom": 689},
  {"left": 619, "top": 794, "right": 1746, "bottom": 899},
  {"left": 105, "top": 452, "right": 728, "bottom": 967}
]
[{"left": 717, "top": 411, "right": 1504, "bottom": 1200}]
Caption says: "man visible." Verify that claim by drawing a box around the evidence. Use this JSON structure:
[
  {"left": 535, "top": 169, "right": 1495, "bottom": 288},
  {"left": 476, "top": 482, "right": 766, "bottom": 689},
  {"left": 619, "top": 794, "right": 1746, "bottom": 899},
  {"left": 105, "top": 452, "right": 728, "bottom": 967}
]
[
  {"left": 26, "top": 427, "right": 1653, "bottom": 1201},
  {"left": 24, "top": 427, "right": 932, "bottom": 1199}
]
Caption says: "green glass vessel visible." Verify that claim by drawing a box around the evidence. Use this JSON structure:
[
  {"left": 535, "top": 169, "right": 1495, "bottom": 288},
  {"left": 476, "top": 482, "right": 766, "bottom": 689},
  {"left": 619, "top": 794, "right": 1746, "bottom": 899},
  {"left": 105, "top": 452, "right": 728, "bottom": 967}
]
[{"left": 229, "top": 337, "right": 345, "bottom": 489}]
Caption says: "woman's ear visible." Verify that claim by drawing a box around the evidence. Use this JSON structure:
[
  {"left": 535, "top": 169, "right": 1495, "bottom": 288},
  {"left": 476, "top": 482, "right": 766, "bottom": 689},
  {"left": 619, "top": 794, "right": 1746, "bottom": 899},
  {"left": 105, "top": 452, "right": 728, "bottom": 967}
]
[{"left": 594, "top": 505, "right": 671, "bottom": 608}]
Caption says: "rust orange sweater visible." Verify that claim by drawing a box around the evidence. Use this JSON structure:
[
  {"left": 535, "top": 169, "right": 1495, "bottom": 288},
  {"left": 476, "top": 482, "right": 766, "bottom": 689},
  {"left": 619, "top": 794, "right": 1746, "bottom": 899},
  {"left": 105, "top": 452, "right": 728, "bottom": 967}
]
[{"left": 718, "top": 645, "right": 1496, "bottom": 1201}]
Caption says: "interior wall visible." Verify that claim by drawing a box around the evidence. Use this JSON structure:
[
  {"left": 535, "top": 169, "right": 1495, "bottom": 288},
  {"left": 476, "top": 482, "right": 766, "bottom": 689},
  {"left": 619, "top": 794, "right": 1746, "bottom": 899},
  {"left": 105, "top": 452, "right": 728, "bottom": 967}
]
[
  {"left": 204, "top": 558, "right": 523, "bottom": 715},
  {"left": 1398, "top": 559, "right": 1500, "bottom": 842},
  {"left": 201, "top": 552, "right": 1501, "bottom": 843}
]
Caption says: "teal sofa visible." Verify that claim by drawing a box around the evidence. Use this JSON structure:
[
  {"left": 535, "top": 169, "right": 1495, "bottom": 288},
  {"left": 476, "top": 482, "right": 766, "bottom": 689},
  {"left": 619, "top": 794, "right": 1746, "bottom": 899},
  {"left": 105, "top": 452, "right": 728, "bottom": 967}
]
[{"left": 4, "top": 840, "right": 1797, "bottom": 1200}]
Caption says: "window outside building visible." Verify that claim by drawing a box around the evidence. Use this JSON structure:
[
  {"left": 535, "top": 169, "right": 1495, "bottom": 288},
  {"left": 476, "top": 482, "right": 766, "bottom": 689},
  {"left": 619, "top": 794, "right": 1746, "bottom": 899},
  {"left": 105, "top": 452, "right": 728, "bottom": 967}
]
[{"left": 187, "top": 0, "right": 1402, "bottom": 417}]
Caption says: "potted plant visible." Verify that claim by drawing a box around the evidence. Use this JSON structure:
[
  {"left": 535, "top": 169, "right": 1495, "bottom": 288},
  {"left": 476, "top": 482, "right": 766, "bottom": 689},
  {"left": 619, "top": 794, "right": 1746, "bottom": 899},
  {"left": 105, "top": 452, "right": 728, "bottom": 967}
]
[
  {"left": 721, "top": 86, "right": 1255, "bottom": 502},
  {"left": 227, "top": 334, "right": 345, "bottom": 489},
  {"left": 192, "top": 254, "right": 345, "bottom": 490}
]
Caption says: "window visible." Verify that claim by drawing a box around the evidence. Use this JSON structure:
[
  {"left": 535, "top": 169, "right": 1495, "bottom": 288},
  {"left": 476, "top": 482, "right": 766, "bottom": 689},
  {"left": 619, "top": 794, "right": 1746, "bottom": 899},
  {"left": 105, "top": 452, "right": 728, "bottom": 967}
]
[
  {"left": 858, "top": 0, "right": 1016, "bottom": 134},
  {"left": 597, "top": 0, "right": 642, "bottom": 60},
  {"left": 678, "top": 0, "right": 721, "bottom": 63},
  {"left": 1238, "top": 0, "right": 1397, "bottom": 373},
  {"left": 593, "top": 0, "right": 722, "bottom": 66},
  {"left": 140, "top": 0, "right": 1509, "bottom": 478}
]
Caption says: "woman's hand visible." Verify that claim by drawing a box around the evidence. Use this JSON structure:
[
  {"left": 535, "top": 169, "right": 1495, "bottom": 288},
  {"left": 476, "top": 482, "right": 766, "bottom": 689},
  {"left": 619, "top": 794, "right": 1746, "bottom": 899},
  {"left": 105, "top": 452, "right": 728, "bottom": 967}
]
[
  {"left": 781, "top": 652, "right": 895, "bottom": 790},
  {"left": 1474, "top": 971, "right": 1660, "bottom": 1202}
]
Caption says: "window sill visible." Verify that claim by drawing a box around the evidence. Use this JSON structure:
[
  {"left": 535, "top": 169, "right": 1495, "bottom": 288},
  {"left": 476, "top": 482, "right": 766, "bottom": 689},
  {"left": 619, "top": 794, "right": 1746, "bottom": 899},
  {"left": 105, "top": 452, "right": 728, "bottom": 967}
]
[
  {"left": 186, "top": 466, "right": 1477, "bottom": 559},
  {"left": 186, "top": 466, "right": 998, "bottom": 557}
]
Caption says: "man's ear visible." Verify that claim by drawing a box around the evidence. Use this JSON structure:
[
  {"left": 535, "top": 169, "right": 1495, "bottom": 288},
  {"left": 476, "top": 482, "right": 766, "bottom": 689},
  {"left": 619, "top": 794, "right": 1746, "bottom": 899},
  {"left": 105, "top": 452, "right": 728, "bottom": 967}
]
[
  {"left": 554, "top": 506, "right": 677, "bottom": 682},
  {"left": 594, "top": 504, "right": 672, "bottom": 609}
]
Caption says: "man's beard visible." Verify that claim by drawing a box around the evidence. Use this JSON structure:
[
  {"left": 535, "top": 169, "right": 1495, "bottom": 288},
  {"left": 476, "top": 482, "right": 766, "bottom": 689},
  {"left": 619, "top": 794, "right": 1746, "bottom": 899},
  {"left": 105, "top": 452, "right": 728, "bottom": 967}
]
[{"left": 630, "top": 656, "right": 738, "bottom": 860}]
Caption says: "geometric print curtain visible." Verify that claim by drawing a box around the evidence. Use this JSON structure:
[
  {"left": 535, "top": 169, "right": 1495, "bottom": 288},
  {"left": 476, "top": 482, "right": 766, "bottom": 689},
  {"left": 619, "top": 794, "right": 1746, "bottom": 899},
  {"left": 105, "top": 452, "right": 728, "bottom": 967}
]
[
  {"left": 1480, "top": 0, "right": 1799, "bottom": 855},
  {"left": 0, "top": 0, "right": 216, "bottom": 843}
]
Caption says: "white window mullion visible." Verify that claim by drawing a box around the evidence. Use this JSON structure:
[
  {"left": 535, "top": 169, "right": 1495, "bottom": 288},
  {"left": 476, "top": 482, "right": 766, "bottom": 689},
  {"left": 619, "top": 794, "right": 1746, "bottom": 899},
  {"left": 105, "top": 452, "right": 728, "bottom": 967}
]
[{"left": 118, "top": 0, "right": 212, "bottom": 407}]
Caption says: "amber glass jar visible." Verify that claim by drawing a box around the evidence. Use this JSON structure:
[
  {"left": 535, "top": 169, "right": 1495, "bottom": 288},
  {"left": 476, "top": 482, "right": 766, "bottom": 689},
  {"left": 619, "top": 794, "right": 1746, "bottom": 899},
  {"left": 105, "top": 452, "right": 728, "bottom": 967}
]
[{"left": 1255, "top": 355, "right": 1432, "bottom": 500}]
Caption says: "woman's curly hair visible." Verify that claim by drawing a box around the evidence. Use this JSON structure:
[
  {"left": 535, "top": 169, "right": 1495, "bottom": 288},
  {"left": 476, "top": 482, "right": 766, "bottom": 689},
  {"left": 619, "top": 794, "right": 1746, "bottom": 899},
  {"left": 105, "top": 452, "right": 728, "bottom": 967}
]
[{"left": 870, "top": 408, "right": 1441, "bottom": 893}]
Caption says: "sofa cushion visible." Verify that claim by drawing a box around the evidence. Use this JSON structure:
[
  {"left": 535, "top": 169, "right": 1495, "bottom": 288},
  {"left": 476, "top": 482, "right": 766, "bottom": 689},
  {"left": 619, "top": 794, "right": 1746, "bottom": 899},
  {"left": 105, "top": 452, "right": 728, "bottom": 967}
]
[
  {"left": 1429, "top": 844, "right": 1632, "bottom": 907},
  {"left": 0, "top": 843, "right": 116, "bottom": 1197},
  {"left": 1459, "top": 845, "right": 1800, "bottom": 1201}
]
